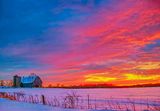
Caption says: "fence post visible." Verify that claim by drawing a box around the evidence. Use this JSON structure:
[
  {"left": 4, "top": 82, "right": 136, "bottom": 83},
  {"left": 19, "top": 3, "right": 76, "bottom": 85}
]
[
  {"left": 87, "top": 94, "right": 90, "bottom": 109},
  {"left": 41, "top": 95, "right": 46, "bottom": 105},
  {"left": 95, "top": 98, "right": 97, "bottom": 109}
]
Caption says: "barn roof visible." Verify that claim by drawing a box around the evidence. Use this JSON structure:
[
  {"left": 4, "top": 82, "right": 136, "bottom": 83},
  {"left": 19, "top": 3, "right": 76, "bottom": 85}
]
[{"left": 21, "top": 75, "right": 37, "bottom": 84}]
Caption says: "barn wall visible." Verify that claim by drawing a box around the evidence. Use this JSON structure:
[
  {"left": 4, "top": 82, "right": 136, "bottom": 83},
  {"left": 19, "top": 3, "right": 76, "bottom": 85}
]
[{"left": 22, "top": 83, "right": 33, "bottom": 88}]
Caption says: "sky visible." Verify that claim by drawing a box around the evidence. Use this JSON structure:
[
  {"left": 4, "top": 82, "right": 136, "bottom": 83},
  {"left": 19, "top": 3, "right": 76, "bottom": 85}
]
[{"left": 0, "top": 0, "right": 160, "bottom": 86}]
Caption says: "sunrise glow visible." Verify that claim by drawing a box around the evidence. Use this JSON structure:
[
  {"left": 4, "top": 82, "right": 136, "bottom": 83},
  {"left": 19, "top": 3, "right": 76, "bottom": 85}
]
[
  {"left": 0, "top": 0, "right": 160, "bottom": 87},
  {"left": 124, "top": 74, "right": 160, "bottom": 81},
  {"left": 85, "top": 74, "right": 117, "bottom": 82}
]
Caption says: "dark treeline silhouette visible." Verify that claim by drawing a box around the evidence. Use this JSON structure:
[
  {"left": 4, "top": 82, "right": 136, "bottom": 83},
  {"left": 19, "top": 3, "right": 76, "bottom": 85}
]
[{"left": 46, "top": 83, "right": 160, "bottom": 89}]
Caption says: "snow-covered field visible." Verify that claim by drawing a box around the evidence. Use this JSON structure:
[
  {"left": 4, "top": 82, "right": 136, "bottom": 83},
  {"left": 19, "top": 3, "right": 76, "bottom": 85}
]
[
  {"left": 0, "top": 98, "right": 89, "bottom": 111},
  {"left": 0, "top": 87, "right": 160, "bottom": 111}
]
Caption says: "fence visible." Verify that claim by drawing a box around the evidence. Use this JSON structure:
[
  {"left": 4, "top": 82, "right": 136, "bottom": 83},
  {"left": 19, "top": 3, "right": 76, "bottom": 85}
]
[{"left": 0, "top": 92, "right": 160, "bottom": 111}]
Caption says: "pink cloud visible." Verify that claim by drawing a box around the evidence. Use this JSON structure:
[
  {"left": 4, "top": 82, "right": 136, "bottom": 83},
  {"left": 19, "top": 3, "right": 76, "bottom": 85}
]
[{"left": 3, "top": 0, "right": 160, "bottom": 86}]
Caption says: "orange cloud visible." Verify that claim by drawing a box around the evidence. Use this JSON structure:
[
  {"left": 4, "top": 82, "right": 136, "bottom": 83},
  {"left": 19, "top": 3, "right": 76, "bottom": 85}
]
[
  {"left": 124, "top": 73, "right": 160, "bottom": 80},
  {"left": 4, "top": 0, "right": 159, "bottom": 86},
  {"left": 85, "top": 73, "right": 117, "bottom": 82},
  {"left": 134, "top": 62, "right": 160, "bottom": 70}
]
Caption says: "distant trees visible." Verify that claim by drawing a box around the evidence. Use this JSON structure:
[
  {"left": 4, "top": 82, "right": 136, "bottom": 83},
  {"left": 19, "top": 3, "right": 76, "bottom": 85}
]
[
  {"left": 0, "top": 80, "right": 4, "bottom": 86},
  {"left": 48, "top": 84, "right": 53, "bottom": 88},
  {"left": 0, "top": 80, "right": 13, "bottom": 86}
]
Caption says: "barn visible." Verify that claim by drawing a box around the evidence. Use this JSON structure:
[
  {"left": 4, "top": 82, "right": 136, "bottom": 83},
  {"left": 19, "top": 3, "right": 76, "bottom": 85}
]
[{"left": 13, "top": 74, "right": 42, "bottom": 88}]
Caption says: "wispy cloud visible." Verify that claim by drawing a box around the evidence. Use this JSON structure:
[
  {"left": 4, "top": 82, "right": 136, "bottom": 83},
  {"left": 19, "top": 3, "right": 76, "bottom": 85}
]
[{"left": 0, "top": 0, "right": 160, "bottom": 86}]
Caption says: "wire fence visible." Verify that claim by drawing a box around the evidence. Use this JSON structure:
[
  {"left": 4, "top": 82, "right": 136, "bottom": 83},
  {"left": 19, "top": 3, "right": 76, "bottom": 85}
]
[{"left": 0, "top": 91, "right": 160, "bottom": 111}]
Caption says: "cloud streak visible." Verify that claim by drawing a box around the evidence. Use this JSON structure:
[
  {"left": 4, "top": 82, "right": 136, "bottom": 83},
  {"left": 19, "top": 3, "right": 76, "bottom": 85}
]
[{"left": 0, "top": 0, "right": 160, "bottom": 86}]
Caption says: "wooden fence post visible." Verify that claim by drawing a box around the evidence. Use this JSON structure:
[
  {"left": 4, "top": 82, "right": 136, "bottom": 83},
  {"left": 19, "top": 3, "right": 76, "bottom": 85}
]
[
  {"left": 41, "top": 95, "right": 46, "bottom": 105},
  {"left": 87, "top": 94, "right": 90, "bottom": 109}
]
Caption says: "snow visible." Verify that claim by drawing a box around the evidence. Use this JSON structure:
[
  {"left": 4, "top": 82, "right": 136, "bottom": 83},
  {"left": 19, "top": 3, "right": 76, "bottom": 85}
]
[
  {"left": 0, "top": 98, "right": 88, "bottom": 111},
  {"left": 0, "top": 87, "right": 160, "bottom": 110},
  {"left": 0, "top": 98, "right": 110, "bottom": 111},
  {"left": 21, "top": 75, "right": 37, "bottom": 84},
  {"left": 0, "top": 87, "right": 160, "bottom": 99}
]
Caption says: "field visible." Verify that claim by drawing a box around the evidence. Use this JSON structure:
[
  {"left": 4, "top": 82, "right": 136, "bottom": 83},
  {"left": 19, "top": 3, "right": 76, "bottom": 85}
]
[{"left": 0, "top": 87, "right": 160, "bottom": 111}]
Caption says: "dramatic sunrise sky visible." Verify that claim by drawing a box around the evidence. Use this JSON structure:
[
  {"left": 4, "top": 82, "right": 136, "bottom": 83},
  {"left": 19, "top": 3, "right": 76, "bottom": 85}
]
[{"left": 0, "top": 0, "right": 160, "bottom": 86}]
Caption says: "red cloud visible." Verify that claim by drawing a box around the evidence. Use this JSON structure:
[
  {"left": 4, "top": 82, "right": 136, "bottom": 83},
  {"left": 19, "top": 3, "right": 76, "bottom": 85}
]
[{"left": 7, "top": 0, "right": 160, "bottom": 86}]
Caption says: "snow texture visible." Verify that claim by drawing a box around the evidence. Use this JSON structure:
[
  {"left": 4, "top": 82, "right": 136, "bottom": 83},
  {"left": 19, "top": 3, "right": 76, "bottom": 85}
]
[
  {"left": 0, "top": 98, "right": 90, "bottom": 111},
  {"left": 21, "top": 75, "right": 37, "bottom": 84},
  {"left": 0, "top": 88, "right": 160, "bottom": 111}
]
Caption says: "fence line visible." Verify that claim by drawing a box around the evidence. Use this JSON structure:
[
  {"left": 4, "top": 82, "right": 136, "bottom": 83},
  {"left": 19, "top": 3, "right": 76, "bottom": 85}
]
[{"left": 0, "top": 92, "right": 160, "bottom": 111}]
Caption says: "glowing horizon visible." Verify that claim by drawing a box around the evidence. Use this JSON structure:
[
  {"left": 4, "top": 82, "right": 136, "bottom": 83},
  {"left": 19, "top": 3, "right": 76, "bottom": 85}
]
[{"left": 0, "top": 0, "right": 160, "bottom": 86}]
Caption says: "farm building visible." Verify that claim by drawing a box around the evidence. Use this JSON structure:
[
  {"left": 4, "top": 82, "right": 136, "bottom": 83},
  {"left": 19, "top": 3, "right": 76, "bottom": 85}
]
[{"left": 13, "top": 74, "right": 42, "bottom": 88}]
